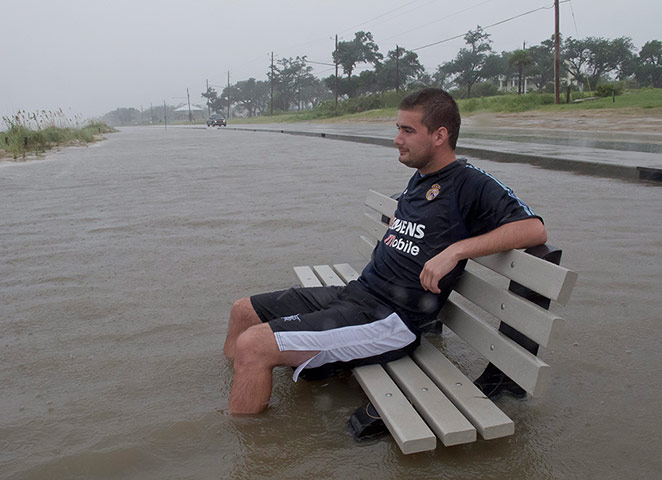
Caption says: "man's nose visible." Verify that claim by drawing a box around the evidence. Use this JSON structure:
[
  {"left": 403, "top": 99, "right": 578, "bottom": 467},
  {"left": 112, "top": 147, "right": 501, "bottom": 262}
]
[{"left": 394, "top": 131, "right": 403, "bottom": 146}]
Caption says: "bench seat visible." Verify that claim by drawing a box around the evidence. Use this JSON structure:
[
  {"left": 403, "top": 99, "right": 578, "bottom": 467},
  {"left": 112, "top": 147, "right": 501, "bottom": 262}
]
[{"left": 292, "top": 190, "right": 578, "bottom": 454}]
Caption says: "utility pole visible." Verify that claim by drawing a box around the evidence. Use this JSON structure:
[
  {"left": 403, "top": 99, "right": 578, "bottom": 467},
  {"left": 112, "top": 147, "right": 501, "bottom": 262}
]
[
  {"left": 270, "top": 52, "right": 274, "bottom": 116},
  {"left": 163, "top": 100, "right": 167, "bottom": 130},
  {"left": 396, "top": 44, "right": 400, "bottom": 93},
  {"left": 186, "top": 88, "right": 192, "bottom": 122},
  {"left": 227, "top": 71, "right": 231, "bottom": 119},
  {"left": 206, "top": 79, "right": 210, "bottom": 116},
  {"left": 554, "top": 0, "right": 561, "bottom": 104},
  {"left": 334, "top": 34, "right": 338, "bottom": 112}
]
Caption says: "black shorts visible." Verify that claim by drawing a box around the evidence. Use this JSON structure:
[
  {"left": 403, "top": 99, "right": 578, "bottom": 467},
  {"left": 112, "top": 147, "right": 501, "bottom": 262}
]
[{"left": 250, "top": 281, "right": 419, "bottom": 381}]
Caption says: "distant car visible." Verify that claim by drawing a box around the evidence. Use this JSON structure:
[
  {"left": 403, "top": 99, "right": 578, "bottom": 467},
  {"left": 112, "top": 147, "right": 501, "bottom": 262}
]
[{"left": 207, "top": 114, "right": 227, "bottom": 127}]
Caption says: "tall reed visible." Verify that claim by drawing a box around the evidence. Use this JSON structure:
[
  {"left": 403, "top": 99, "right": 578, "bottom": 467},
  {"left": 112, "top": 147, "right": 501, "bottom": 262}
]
[{"left": 1, "top": 109, "right": 115, "bottom": 159}]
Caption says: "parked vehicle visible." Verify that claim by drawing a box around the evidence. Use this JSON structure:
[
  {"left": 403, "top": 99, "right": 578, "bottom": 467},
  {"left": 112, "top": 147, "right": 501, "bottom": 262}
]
[{"left": 207, "top": 114, "right": 227, "bottom": 127}]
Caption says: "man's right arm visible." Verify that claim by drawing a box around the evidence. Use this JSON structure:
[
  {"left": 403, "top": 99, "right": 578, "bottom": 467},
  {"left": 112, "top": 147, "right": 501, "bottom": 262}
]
[{"left": 419, "top": 217, "right": 547, "bottom": 293}]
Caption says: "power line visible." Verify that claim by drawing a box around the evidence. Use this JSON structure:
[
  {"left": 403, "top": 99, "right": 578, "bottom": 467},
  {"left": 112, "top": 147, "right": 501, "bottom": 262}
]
[
  {"left": 307, "top": 60, "right": 335, "bottom": 67},
  {"left": 568, "top": 0, "right": 580, "bottom": 37},
  {"left": 338, "top": 0, "right": 424, "bottom": 36},
  {"left": 411, "top": 2, "right": 561, "bottom": 52},
  {"left": 379, "top": 0, "right": 496, "bottom": 45}
]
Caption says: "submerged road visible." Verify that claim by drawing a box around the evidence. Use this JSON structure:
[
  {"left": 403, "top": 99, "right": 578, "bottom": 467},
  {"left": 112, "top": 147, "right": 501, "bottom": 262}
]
[{"left": 1, "top": 126, "right": 661, "bottom": 479}]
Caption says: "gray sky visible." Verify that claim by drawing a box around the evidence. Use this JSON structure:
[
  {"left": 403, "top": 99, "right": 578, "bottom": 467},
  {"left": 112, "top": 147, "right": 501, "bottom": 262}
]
[{"left": 2, "top": 0, "right": 660, "bottom": 121}]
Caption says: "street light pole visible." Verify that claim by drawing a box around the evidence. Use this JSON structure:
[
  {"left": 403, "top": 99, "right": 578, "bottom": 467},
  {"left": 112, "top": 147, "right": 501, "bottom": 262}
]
[
  {"left": 227, "top": 71, "right": 231, "bottom": 119},
  {"left": 186, "top": 88, "right": 192, "bottom": 122},
  {"left": 554, "top": 0, "right": 561, "bottom": 104},
  {"left": 335, "top": 34, "right": 338, "bottom": 112}
]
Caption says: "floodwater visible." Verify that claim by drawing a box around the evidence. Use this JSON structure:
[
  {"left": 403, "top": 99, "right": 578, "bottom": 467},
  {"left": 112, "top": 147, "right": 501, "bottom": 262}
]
[{"left": 1, "top": 126, "right": 661, "bottom": 479}]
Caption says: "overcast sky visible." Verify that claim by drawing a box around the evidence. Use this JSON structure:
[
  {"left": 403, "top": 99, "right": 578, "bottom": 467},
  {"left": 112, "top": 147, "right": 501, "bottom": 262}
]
[{"left": 2, "top": 0, "right": 660, "bottom": 121}]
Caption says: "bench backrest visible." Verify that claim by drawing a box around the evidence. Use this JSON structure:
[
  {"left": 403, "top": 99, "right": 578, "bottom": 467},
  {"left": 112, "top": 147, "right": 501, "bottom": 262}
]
[{"left": 360, "top": 190, "right": 578, "bottom": 397}]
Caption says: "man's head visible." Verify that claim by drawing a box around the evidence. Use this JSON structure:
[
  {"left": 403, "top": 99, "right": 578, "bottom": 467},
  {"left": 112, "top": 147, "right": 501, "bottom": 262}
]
[
  {"left": 394, "top": 88, "right": 460, "bottom": 174},
  {"left": 398, "top": 88, "right": 461, "bottom": 150}
]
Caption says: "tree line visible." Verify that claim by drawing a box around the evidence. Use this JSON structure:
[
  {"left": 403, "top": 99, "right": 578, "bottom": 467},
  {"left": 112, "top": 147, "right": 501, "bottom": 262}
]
[
  {"left": 202, "top": 28, "right": 661, "bottom": 118},
  {"left": 103, "top": 28, "right": 661, "bottom": 124}
]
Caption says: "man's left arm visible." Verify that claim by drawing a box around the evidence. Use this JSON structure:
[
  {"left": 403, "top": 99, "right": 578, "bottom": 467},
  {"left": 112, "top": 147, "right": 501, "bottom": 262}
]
[{"left": 419, "top": 218, "right": 547, "bottom": 293}]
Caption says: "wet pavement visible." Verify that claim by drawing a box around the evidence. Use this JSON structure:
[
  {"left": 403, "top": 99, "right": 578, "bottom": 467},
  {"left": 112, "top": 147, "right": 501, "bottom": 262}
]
[{"left": 227, "top": 121, "right": 662, "bottom": 182}]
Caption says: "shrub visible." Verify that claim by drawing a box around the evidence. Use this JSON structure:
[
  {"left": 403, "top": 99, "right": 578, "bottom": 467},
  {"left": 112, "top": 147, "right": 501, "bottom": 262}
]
[{"left": 595, "top": 82, "right": 625, "bottom": 97}]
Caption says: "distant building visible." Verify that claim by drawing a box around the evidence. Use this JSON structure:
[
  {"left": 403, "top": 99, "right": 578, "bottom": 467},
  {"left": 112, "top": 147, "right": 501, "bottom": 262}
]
[{"left": 497, "top": 75, "right": 529, "bottom": 94}]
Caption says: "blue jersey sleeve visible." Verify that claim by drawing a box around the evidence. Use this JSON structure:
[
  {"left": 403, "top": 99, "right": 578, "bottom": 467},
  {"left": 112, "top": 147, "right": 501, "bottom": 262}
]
[{"left": 456, "top": 164, "right": 542, "bottom": 237}]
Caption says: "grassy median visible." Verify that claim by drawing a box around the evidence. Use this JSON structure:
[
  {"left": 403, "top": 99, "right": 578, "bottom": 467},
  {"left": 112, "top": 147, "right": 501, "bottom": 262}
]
[{"left": 228, "top": 88, "right": 662, "bottom": 125}]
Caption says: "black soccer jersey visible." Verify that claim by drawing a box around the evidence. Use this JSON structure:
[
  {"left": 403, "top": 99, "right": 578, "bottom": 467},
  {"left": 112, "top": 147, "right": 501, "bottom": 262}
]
[{"left": 357, "top": 159, "right": 542, "bottom": 325}]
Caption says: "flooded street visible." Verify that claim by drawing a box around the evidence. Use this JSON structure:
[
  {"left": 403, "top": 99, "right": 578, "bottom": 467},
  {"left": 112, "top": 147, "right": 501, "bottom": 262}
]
[{"left": 2, "top": 126, "right": 661, "bottom": 479}]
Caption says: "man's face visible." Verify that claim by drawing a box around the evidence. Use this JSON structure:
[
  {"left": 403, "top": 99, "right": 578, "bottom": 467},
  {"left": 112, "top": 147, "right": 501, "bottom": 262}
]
[{"left": 394, "top": 108, "right": 437, "bottom": 173}]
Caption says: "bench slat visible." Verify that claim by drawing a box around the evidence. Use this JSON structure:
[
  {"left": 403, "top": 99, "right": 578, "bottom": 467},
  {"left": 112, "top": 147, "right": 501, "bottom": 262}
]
[
  {"left": 353, "top": 364, "right": 437, "bottom": 454},
  {"left": 454, "top": 271, "right": 564, "bottom": 348},
  {"left": 384, "top": 356, "right": 477, "bottom": 446},
  {"left": 413, "top": 339, "right": 515, "bottom": 439},
  {"left": 313, "top": 265, "right": 346, "bottom": 286},
  {"left": 332, "top": 263, "right": 360, "bottom": 283},
  {"left": 358, "top": 235, "right": 377, "bottom": 260},
  {"left": 362, "top": 212, "right": 388, "bottom": 243},
  {"left": 293, "top": 266, "right": 323, "bottom": 288},
  {"left": 365, "top": 190, "right": 398, "bottom": 218},
  {"left": 473, "top": 250, "right": 578, "bottom": 305},
  {"left": 441, "top": 299, "right": 551, "bottom": 397}
]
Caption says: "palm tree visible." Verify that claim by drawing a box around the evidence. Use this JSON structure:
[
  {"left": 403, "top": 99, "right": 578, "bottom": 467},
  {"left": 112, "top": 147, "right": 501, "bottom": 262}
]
[{"left": 508, "top": 49, "right": 534, "bottom": 94}]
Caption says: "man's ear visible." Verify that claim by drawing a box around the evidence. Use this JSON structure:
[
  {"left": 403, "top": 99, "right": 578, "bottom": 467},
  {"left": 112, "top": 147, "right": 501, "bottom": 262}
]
[{"left": 434, "top": 126, "right": 448, "bottom": 146}]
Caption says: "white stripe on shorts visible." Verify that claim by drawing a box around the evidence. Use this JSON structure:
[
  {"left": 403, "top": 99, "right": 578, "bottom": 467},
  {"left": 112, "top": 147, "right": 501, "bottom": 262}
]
[{"left": 273, "top": 312, "right": 416, "bottom": 382}]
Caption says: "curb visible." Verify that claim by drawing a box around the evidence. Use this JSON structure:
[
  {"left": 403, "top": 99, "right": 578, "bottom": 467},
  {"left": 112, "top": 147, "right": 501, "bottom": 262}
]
[{"left": 227, "top": 127, "right": 660, "bottom": 183}]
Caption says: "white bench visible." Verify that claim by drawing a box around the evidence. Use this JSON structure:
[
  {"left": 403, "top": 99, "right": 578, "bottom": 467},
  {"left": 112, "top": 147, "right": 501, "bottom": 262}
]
[{"left": 293, "top": 190, "right": 578, "bottom": 454}]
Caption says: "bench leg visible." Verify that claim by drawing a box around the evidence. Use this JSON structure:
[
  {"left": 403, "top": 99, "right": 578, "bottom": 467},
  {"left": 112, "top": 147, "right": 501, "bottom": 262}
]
[
  {"left": 349, "top": 402, "right": 388, "bottom": 440},
  {"left": 474, "top": 245, "right": 562, "bottom": 398}
]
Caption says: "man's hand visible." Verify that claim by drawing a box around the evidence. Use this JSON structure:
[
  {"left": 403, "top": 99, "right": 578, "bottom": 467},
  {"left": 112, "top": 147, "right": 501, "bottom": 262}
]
[
  {"left": 419, "top": 248, "right": 460, "bottom": 294},
  {"left": 418, "top": 218, "right": 547, "bottom": 294}
]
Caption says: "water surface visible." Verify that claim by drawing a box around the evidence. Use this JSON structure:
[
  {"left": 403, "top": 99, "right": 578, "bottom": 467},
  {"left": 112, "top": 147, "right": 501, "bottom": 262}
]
[{"left": 2, "top": 127, "right": 661, "bottom": 479}]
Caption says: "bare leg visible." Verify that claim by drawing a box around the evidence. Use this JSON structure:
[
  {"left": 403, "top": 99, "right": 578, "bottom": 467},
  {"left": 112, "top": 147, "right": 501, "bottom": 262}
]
[
  {"left": 229, "top": 323, "right": 318, "bottom": 414},
  {"left": 224, "top": 297, "right": 261, "bottom": 359}
]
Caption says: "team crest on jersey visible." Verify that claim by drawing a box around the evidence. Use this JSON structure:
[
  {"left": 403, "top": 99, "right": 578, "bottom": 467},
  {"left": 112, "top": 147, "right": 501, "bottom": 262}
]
[{"left": 426, "top": 184, "right": 441, "bottom": 201}]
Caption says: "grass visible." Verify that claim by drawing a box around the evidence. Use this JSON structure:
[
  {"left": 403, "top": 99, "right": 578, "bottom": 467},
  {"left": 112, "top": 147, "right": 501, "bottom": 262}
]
[
  {"left": 1, "top": 109, "right": 116, "bottom": 160},
  {"left": 229, "top": 88, "right": 662, "bottom": 125}
]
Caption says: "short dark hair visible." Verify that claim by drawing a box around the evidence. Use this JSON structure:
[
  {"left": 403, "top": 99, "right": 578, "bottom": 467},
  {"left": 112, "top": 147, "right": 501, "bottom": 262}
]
[{"left": 399, "top": 88, "right": 461, "bottom": 150}]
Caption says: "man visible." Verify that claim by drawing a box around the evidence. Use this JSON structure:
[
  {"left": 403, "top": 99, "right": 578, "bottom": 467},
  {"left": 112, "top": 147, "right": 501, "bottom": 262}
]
[{"left": 223, "top": 88, "right": 547, "bottom": 414}]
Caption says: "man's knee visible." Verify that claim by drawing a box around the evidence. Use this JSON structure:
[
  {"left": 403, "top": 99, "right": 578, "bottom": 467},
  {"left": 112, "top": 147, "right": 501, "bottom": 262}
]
[
  {"left": 234, "top": 324, "right": 279, "bottom": 370},
  {"left": 231, "top": 297, "right": 256, "bottom": 322}
]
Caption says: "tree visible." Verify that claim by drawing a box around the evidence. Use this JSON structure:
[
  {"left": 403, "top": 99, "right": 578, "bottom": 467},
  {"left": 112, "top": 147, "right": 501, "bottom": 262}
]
[
  {"left": 608, "top": 37, "right": 636, "bottom": 80},
  {"left": 440, "top": 26, "right": 493, "bottom": 98},
  {"left": 527, "top": 38, "right": 556, "bottom": 92},
  {"left": 101, "top": 107, "right": 141, "bottom": 126},
  {"left": 201, "top": 87, "right": 224, "bottom": 114},
  {"left": 224, "top": 78, "right": 270, "bottom": 117},
  {"left": 374, "top": 46, "right": 424, "bottom": 92},
  {"left": 431, "top": 64, "right": 452, "bottom": 90},
  {"left": 267, "top": 56, "right": 316, "bottom": 111},
  {"left": 482, "top": 52, "right": 508, "bottom": 86},
  {"left": 299, "top": 79, "right": 333, "bottom": 109},
  {"left": 333, "top": 31, "right": 383, "bottom": 95},
  {"left": 635, "top": 40, "right": 662, "bottom": 87},
  {"left": 508, "top": 49, "right": 534, "bottom": 94},
  {"left": 562, "top": 37, "right": 592, "bottom": 87},
  {"left": 563, "top": 36, "right": 635, "bottom": 89}
]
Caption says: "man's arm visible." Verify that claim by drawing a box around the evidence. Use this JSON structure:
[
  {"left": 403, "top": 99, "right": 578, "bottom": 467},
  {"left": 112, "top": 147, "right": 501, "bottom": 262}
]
[{"left": 419, "top": 218, "right": 547, "bottom": 293}]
